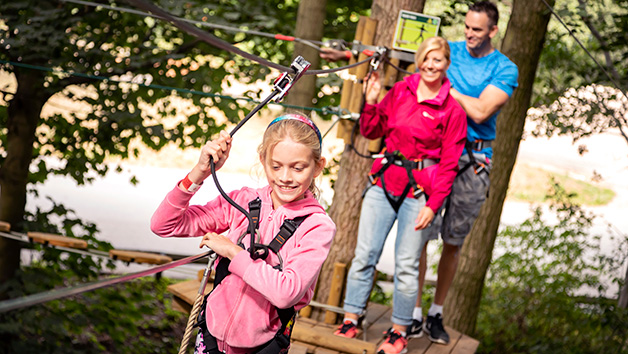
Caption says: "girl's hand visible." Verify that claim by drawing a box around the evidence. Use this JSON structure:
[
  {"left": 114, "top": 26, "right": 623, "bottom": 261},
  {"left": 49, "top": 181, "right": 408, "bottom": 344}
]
[
  {"left": 199, "top": 232, "right": 243, "bottom": 260},
  {"left": 363, "top": 71, "right": 381, "bottom": 104},
  {"left": 414, "top": 206, "right": 435, "bottom": 230},
  {"left": 195, "top": 130, "right": 233, "bottom": 177}
]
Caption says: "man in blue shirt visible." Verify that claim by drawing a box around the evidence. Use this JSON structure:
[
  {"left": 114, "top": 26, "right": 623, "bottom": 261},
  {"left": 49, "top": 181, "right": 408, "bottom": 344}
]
[{"left": 408, "top": 1, "right": 519, "bottom": 345}]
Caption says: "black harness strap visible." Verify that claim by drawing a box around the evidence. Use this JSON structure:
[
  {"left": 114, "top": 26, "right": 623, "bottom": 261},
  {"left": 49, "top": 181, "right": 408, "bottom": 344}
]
[
  {"left": 459, "top": 139, "right": 491, "bottom": 176},
  {"left": 197, "top": 197, "right": 309, "bottom": 354},
  {"left": 367, "top": 149, "right": 437, "bottom": 212}
]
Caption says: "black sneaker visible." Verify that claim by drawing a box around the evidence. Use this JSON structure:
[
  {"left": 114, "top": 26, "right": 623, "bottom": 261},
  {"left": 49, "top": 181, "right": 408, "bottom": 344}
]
[
  {"left": 406, "top": 319, "right": 423, "bottom": 339},
  {"left": 424, "top": 314, "right": 450, "bottom": 344}
]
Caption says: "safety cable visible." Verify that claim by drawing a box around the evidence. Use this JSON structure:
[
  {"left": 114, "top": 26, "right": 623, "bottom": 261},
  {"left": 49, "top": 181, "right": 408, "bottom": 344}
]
[
  {"left": 0, "top": 59, "right": 327, "bottom": 113},
  {"left": 0, "top": 251, "right": 212, "bottom": 313},
  {"left": 61, "top": 0, "right": 324, "bottom": 51},
  {"left": 539, "top": 0, "right": 628, "bottom": 102}
]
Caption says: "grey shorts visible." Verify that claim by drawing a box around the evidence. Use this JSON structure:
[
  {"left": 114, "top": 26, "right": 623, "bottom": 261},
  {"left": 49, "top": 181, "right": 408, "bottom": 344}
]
[{"left": 424, "top": 153, "right": 492, "bottom": 246}]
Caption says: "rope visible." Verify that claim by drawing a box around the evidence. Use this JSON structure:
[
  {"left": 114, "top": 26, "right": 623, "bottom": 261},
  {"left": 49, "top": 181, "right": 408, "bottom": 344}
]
[
  {"left": 178, "top": 252, "right": 217, "bottom": 354},
  {"left": 0, "top": 251, "right": 212, "bottom": 313}
]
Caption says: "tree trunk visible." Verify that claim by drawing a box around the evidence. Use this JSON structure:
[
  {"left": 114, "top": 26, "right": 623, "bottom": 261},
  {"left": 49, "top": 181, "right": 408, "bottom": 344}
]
[
  {"left": 444, "top": 0, "right": 555, "bottom": 335},
  {"left": 619, "top": 264, "right": 628, "bottom": 309},
  {"left": 284, "top": 0, "right": 327, "bottom": 109},
  {"left": 0, "top": 68, "right": 48, "bottom": 285},
  {"left": 313, "top": 0, "right": 426, "bottom": 319}
]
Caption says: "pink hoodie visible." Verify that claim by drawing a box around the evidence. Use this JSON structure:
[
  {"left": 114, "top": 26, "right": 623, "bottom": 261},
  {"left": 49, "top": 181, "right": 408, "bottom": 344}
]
[
  {"left": 151, "top": 184, "right": 336, "bottom": 353},
  {"left": 361, "top": 73, "right": 467, "bottom": 212}
]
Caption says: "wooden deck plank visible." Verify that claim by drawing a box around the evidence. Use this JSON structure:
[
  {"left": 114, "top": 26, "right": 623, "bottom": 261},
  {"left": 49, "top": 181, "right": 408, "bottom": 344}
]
[
  {"left": 451, "top": 333, "right": 479, "bottom": 354},
  {"left": 406, "top": 334, "right": 432, "bottom": 354},
  {"left": 424, "top": 326, "right": 463, "bottom": 354},
  {"left": 290, "top": 342, "right": 311, "bottom": 354},
  {"left": 364, "top": 307, "right": 392, "bottom": 344},
  {"left": 167, "top": 279, "right": 213, "bottom": 313},
  {"left": 292, "top": 322, "right": 377, "bottom": 354}
]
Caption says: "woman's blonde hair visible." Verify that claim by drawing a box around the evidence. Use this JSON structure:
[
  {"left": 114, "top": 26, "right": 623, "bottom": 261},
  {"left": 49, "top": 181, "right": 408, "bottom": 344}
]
[
  {"left": 414, "top": 36, "right": 451, "bottom": 67},
  {"left": 257, "top": 113, "right": 324, "bottom": 197}
]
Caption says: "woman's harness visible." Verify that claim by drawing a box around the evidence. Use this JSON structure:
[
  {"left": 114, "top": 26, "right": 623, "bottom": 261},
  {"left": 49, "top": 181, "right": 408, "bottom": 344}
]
[
  {"left": 367, "top": 148, "right": 438, "bottom": 212},
  {"left": 195, "top": 197, "right": 309, "bottom": 354}
]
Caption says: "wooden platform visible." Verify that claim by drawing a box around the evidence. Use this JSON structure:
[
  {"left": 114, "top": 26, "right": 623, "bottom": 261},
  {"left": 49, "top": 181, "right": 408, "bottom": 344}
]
[{"left": 167, "top": 279, "right": 478, "bottom": 354}]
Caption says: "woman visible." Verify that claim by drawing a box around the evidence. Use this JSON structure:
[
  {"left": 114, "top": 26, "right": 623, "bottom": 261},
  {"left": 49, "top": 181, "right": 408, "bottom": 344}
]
[{"left": 333, "top": 37, "right": 467, "bottom": 354}]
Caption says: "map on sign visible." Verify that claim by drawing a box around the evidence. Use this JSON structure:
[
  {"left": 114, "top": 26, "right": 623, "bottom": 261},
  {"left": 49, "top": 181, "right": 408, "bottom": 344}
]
[{"left": 392, "top": 10, "right": 441, "bottom": 53}]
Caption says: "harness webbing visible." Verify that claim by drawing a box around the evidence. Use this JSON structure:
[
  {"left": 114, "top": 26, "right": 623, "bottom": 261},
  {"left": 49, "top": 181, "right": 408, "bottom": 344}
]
[
  {"left": 197, "top": 198, "right": 309, "bottom": 353},
  {"left": 459, "top": 139, "right": 491, "bottom": 176},
  {"left": 367, "top": 149, "right": 438, "bottom": 212}
]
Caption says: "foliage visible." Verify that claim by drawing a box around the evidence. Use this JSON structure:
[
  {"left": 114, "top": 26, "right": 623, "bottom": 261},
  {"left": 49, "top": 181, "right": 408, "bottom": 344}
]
[
  {"left": 0, "top": 266, "right": 185, "bottom": 354},
  {"left": 476, "top": 180, "right": 628, "bottom": 353},
  {"left": 0, "top": 199, "right": 186, "bottom": 353},
  {"left": 530, "top": 0, "right": 628, "bottom": 146}
]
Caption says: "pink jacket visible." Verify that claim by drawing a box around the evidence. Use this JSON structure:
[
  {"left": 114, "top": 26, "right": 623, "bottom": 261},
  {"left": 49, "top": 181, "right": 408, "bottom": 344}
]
[
  {"left": 361, "top": 73, "right": 467, "bottom": 212},
  {"left": 150, "top": 184, "right": 336, "bottom": 353}
]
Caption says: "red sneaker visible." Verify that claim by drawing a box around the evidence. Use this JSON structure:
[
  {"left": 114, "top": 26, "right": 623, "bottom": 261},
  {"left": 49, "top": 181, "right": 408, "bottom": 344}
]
[
  {"left": 333, "top": 320, "right": 358, "bottom": 338},
  {"left": 376, "top": 328, "right": 408, "bottom": 354}
]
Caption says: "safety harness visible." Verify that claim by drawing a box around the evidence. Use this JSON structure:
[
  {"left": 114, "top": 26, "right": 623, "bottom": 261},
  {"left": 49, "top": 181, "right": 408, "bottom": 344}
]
[
  {"left": 458, "top": 139, "right": 492, "bottom": 176},
  {"left": 195, "top": 197, "right": 309, "bottom": 354},
  {"left": 367, "top": 148, "right": 438, "bottom": 212}
]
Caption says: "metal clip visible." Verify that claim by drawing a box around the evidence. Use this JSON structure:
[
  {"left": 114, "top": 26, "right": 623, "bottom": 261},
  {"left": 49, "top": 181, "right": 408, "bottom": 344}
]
[
  {"left": 272, "top": 56, "right": 311, "bottom": 102},
  {"left": 370, "top": 47, "right": 388, "bottom": 71}
]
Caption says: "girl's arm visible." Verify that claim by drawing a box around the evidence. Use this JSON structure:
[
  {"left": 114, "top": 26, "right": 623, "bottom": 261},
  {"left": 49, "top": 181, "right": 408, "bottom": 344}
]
[
  {"left": 181, "top": 130, "right": 232, "bottom": 190},
  {"left": 227, "top": 215, "right": 336, "bottom": 309}
]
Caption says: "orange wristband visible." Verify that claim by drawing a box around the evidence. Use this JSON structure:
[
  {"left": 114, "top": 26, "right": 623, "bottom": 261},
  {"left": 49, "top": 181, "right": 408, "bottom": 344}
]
[{"left": 181, "top": 174, "right": 202, "bottom": 192}]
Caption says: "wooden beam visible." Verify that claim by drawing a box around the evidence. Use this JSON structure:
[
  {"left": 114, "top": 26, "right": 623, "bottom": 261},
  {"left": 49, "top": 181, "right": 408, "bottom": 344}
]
[
  {"left": 27, "top": 231, "right": 88, "bottom": 249},
  {"left": 324, "top": 262, "right": 346, "bottom": 324},
  {"left": 292, "top": 322, "right": 377, "bottom": 354},
  {"left": 0, "top": 221, "right": 10, "bottom": 232},
  {"left": 109, "top": 249, "right": 172, "bottom": 265}
]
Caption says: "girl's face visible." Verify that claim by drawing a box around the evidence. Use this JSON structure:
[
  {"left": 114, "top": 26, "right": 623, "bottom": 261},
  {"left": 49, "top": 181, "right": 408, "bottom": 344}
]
[
  {"left": 419, "top": 49, "right": 449, "bottom": 85},
  {"left": 262, "top": 137, "right": 324, "bottom": 209}
]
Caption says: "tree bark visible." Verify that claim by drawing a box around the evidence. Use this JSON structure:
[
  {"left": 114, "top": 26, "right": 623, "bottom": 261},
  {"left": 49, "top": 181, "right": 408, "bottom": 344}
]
[
  {"left": 313, "top": 0, "right": 426, "bottom": 320},
  {"left": 0, "top": 68, "right": 48, "bottom": 285},
  {"left": 619, "top": 264, "right": 628, "bottom": 309},
  {"left": 284, "top": 0, "right": 327, "bottom": 109},
  {"left": 444, "top": 0, "right": 555, "bottom": 335}
]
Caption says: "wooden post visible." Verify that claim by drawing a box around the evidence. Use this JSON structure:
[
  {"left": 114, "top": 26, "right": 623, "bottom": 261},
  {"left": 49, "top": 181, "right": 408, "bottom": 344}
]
[{"left": 324, "top": 262, "right": 347, "bottom": 324}]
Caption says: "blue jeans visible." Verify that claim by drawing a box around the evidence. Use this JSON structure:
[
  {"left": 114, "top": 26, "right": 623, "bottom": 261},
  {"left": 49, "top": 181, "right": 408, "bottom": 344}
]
[{"left": 343, "top": 186, "right": 429, "bottom": 326}]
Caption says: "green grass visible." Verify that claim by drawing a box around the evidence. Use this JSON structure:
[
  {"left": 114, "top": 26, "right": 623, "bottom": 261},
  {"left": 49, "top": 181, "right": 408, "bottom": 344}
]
[{"left": 507, "top": 163, "right": 615, "bottom": 206}]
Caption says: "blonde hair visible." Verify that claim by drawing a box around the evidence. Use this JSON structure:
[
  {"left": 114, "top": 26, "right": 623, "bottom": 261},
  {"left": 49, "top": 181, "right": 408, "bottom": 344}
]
[
  {"left": 257, "top": 113, "right": 324, "bottom": 198},
  {"left": 414, "top": 36, "right": 451, "bottom": 67}
]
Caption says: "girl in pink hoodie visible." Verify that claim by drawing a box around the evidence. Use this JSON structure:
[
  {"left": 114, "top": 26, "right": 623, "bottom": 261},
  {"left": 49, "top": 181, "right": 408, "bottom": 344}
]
[{"left": 150, "top": 114, "right": 336, "bottom": 354}]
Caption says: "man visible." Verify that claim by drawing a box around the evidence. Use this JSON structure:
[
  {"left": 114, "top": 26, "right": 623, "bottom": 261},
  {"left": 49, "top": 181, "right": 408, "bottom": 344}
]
[{"left": 407, "top": 1, "right": 518, "bottom": 345}]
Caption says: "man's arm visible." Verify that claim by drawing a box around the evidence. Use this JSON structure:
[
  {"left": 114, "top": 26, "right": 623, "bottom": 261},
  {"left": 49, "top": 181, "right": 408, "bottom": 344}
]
[{"left": 450, "top": 85, "right": 510, "bottom": 124}]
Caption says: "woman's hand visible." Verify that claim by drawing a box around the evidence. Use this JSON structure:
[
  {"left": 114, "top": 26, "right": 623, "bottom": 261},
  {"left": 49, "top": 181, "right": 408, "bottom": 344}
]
[
  {"left": 199, "top": 232, "right": 243, "bottom": 260},
  {"left": 414, "top": 206, "right": 435, "bottom": 230},
  {"left": 363, "top": 71, "right": 381, "bottom": 104}
]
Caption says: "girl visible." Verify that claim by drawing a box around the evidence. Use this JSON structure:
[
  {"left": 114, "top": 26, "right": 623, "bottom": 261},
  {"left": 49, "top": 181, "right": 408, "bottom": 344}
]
[
  {"left": 334, "top": 37, "right": 467, "bottom": 354},
  {"left": 150, "top": 114, "right": 336, "bottom": 354}
]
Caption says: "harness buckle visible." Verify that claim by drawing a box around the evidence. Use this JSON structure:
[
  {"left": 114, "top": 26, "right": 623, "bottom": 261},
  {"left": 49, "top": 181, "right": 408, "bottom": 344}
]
[
  {"left": 412, "top": 188, "right": 424, "bottom": 199},
  {"left": 474, "top": 162, "right": 486, "bottom": 175}
]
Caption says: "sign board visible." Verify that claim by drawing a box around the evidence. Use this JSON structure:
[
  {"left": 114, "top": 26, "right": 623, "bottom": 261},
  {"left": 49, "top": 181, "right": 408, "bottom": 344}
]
[{"left": 392, "top": 10, "right": 441, "bottom": 53}]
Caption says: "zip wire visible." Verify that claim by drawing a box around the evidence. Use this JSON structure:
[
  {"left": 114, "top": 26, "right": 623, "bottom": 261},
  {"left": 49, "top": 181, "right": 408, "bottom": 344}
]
[
  {"left": 539, "top": 0, "right": 628, "bottom": 102},
  {"left": 61, "top": 0, "right": 324, "bottom": 51},
  {"left": 0, "top": 251, "right": 213, "bottom": 313},
  {"left": 121, "top": 0, "right": 371, "bottom": 76}
]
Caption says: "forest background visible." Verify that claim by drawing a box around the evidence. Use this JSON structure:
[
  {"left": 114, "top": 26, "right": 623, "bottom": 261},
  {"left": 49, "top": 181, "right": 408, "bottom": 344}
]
[{"left": 0, "top": 0, "right": 627, "bottom": 353}]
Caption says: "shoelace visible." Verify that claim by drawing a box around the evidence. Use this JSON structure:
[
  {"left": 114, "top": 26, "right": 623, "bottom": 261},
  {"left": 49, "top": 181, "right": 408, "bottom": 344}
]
[
  {"left": 339, "top": 321, "right": 355, "bottom": 333},
  {"left": 386, "top": 330, "right": 403, "bottom": 343}
]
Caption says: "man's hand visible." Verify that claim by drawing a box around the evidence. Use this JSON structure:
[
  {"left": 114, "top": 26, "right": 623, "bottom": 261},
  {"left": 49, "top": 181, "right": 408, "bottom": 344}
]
[{"left": 319, "top": 47, "right": 351, "bottom": 62}]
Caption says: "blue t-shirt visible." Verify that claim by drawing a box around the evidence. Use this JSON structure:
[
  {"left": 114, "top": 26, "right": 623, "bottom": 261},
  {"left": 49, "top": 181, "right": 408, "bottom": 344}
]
[{"left": 447, "top": 41, "right": 519, "bottom": 158}]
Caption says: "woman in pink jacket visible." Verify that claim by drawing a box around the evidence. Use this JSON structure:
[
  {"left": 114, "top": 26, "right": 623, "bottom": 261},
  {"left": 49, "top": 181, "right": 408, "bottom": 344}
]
[
  {"left": 334, "top": 37, "right": 467, "bottom": 354},
  {"left": 151, "top": 114, "right": 336, "bottom": 354}
]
